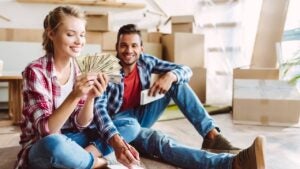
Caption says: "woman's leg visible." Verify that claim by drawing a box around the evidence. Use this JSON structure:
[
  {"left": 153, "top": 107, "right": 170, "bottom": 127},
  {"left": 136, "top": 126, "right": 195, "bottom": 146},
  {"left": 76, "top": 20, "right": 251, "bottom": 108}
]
[{"left": 28, "top": 134, "right": 95, "bottom": 169}]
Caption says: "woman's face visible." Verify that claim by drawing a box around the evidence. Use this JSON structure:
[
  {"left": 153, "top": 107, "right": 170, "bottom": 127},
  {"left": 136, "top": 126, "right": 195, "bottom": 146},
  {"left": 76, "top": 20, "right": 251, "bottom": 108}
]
[{"left": 50, "top": 16, "right": 86, "bottom": 59}]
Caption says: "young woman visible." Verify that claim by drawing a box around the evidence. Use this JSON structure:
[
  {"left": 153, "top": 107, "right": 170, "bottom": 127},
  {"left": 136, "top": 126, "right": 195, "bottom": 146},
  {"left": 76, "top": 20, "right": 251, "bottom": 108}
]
[{"left": 15, "top": 6, "right": 139, "bottom": 169}]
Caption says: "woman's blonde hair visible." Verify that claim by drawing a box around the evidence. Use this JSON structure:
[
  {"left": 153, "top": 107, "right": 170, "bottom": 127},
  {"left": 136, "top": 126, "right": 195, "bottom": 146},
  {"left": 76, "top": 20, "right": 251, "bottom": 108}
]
[{"left": 42, "top": 5, "right": 85, "bottom": 54}]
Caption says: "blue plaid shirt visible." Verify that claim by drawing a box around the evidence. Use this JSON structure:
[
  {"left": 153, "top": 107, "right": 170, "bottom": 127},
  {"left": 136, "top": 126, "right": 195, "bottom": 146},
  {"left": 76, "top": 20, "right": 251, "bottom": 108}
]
[{"left": 94, "top": 53, "right": 192, "bottom": 134}]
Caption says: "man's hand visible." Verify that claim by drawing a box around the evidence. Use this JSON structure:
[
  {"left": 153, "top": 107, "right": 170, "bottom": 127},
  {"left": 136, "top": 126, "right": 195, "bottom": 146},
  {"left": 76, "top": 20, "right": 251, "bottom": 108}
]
[
  {"left": 109, "top": 135, "right": 140, "bottom": 168},
  {"left": 149, "top": 72, "right": 177, "bottom": 97}
]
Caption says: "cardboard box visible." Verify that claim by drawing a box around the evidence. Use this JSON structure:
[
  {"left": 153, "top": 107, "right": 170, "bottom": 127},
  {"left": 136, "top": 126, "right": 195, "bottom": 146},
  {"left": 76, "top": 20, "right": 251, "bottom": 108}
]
[
  {"left": 189, "top": 67, "right": 206, "bottom": 103},
  {"left": 0, "top": 28, "right": 43, "bottom": 42},
  {"left": 148, "top": 32, "right": 162, "bottom": 43},
  {"left": 102, "top": 32, "right": 118, "bottom": 50},
  {"left": 233, "top": 68, "right": 279, "bottom": 80},
  {"left": 86, "top": 12, "right": 110, "bottom": 31},
  {"left": 161, "top": 33, "right": 204, "bottom": 68},
  {"left": 140, "top": 29, "right": 148, "bottom": 43},
  {"left": 171, "top": 15, "right": 195, "bottom": 24},
  {"left": 172, "top": 23, "right": 196, "bottom": 33},
  {"left": 86, "top": 31, "right": 103, "bottom": 44},
  {"left": 233, "top": 79, "right": 300, "bottom": 126},
  {"left": 0, "top": 29, "right": 6, "bottom": 40},
  {"left": 143, "top": 42, "right": 162, "bottom": 59},
  {"left": 171, "top": 15, "right": 196, "bottom": 33}
]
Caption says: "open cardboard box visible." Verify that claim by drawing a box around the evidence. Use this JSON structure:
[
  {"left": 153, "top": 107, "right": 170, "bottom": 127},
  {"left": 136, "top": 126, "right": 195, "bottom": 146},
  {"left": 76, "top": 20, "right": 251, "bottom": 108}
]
[{"left": 232, "top": 68, "right": 300, "bottom": 127}]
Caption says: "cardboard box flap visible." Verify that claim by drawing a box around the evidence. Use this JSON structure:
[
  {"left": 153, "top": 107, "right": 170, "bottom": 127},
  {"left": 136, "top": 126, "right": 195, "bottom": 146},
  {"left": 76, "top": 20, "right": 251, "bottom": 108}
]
[
  {"left": 85, "top": 11, "right": 108, "bottom": 16},
  {"left": 171, "top": 15, "right": 195, "bottom": 24},
  {"left": 233, "top": 68, "right": 279, "bottom": 80}
]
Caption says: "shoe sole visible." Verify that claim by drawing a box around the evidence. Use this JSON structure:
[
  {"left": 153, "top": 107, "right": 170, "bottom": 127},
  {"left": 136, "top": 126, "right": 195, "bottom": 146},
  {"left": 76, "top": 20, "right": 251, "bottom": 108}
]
[
  {"left": 255, "top": 136, "right": 266, "bottom": 169},
  {"left": 202, "top": 148, "right": 241, "bottom": 154}
]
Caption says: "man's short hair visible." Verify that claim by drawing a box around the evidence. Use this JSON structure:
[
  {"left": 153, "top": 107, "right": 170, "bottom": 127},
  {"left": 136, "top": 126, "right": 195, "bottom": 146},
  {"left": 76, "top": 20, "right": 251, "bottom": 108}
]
[{"left": 116, "top": 24, "right": 143, "bottom": 47}]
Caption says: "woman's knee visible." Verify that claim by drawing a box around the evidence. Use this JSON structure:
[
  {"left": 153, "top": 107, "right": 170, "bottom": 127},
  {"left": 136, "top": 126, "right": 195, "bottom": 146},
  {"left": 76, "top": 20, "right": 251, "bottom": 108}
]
[{"left": 31, "top": 134, "right": 68, "bottom": 156}]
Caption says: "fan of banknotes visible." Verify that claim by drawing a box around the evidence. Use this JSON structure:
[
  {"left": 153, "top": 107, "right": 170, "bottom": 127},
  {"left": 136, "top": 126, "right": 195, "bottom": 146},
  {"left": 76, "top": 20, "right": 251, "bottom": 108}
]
[{"left": 75, "top": 53, "right": 122, "bottom": 84}]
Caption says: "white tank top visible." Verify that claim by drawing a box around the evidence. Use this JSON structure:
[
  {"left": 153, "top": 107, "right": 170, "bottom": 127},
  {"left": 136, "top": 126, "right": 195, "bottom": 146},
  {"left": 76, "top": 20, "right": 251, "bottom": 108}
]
[{"left": 56, "top": 60, "right": 75, "bottom": 108}]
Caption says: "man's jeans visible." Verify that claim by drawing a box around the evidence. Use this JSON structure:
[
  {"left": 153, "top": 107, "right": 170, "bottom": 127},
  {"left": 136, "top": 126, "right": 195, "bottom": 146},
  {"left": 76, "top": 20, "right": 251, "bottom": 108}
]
[{"left": 112, "top": 83, "right": 234, "bottom": 169}]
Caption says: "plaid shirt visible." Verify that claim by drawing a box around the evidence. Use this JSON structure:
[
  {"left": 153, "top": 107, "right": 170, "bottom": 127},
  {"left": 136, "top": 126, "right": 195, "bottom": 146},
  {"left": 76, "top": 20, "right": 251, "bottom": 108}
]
[
  {"left": 95, "top": 53, "right": 193, "bottom": 116},
  {"left": 16, "top": 55, "right": 118, "bottom": 169}
]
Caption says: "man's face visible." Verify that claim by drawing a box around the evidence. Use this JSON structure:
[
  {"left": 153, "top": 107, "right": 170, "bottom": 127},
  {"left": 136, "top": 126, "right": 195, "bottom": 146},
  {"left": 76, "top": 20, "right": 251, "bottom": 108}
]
[{"left": 116, "top": 33, "right": 143, "bottom": 67}]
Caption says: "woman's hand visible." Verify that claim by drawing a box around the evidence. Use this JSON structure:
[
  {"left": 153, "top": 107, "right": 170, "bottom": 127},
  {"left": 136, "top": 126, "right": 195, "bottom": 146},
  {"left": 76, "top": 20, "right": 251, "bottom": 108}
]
[
  {"left": 72, "top": 72, "right": 108, "bottom": 99},
  {"left": 87, "top": 73, "right": 109, "bottom": 99}
]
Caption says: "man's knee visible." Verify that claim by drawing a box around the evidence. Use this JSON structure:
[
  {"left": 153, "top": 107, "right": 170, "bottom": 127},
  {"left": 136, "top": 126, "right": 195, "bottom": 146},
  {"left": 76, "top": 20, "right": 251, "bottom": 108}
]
[{"left": 115, "top": 118, "right": 141, "bottom": 142}]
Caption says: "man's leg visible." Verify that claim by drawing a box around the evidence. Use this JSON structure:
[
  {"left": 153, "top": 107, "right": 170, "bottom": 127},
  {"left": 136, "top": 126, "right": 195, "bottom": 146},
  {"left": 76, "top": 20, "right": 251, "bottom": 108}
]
[
  {"left": 131, "top": 83, "right": 217, "bottom": 137},
  {"left": 135, "top": 94, "right": 172, "bottom": 128},
  {"left": 132, "top": 128, "right": 266, "bottom": 169},
  {"left": 167, "top": 83, "right": 217, "bottom": 137},
  {"left": 168, "top": 83, "right": 240, "bottom": 153},
  {"left": 131, "top": 128, "right": 234, "bottom": 169}
]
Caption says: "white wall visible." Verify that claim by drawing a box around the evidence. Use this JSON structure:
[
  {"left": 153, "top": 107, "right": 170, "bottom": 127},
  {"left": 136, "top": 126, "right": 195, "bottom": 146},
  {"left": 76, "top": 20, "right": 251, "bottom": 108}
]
[{"left": 0, "top": 0, "right": 167, "bottom": 32}]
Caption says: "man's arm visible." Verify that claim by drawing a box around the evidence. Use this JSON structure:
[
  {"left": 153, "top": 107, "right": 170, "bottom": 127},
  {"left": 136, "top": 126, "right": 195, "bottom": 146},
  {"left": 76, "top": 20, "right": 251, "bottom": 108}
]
[
  {"left": 144, "top": 54, "right": 193, "bottom": 96},
  {"left": 108, "top": 134, "right": 140, "bottom": 167},
  {"left": 144, "top": 54, "right": 192, "bottom": 83},
  {"left": 94, "top": 94, "right": 140, "bottom": 167}
]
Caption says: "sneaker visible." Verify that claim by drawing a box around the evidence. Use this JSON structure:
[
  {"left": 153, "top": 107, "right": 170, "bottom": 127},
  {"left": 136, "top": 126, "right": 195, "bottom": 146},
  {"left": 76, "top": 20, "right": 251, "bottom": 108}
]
[
  {"left": 233, "top": 136, "right": 266, "bottom": 169},
  {"left": 202, "top": 134, "right": 241, "bottom": 154}
]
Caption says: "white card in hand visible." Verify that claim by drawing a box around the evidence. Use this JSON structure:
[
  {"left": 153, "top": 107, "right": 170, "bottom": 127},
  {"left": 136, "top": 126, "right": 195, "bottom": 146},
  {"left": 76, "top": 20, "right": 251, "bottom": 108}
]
[{"left": 140, "top": 89, "right": 165, "bottom": 105}]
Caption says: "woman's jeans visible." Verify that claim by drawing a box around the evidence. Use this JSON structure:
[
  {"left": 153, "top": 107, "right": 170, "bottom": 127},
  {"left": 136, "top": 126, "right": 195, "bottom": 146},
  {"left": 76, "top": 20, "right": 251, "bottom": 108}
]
[
  {"left": 27, "top": 119, "right": 140, "bottom": 169},
  {"left": 111, "top": 83, "right": 234, "bottom": 169}
]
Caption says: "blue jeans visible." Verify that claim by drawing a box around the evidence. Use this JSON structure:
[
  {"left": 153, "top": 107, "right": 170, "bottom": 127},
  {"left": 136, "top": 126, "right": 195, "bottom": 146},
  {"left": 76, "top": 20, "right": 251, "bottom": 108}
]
[
  {"left": 27, "top": 120, "right": 140, "bottom": 169},
  {"left": 112, "top": 83, "right": 234, "bottom": 169},
  {"left": 28, "top": 133, "right": 95, "bottom": 169}
]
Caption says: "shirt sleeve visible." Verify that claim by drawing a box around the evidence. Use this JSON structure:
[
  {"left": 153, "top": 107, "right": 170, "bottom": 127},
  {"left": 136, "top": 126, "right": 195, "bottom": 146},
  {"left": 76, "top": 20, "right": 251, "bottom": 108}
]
[
  {"left": 94, "top": 93, "right": 119, "bottom": 142},
  {"left": 147, "top": 54, "right": 193, "bottom": 83},
  {"left": 72, "top": 98, "right": 92, "bottom": 130},
  {"left": 22, "top": 67, "right": 53, "bottom": 137}
]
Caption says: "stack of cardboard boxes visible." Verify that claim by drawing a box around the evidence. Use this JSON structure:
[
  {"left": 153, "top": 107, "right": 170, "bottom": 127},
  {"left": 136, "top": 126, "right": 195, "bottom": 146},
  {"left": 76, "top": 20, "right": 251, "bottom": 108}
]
[
  {"left": 162, "top": 15, "right": 206, "bottom": 103},
  {"left": 85, "top": 13, "right": 206, "bottom": 103},
  {"left": 85, "top": 12, "right": 163, "bottom": 57}
]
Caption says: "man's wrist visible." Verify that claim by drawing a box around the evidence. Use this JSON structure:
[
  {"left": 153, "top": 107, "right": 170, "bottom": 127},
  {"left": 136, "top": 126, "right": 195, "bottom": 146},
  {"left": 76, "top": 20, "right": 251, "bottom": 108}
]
[
  {"left": 167, "top": 71, "right": 177, "bottom": 83},
  {"left": 109, "top": 134, "right": 126, "bottom": 149}
]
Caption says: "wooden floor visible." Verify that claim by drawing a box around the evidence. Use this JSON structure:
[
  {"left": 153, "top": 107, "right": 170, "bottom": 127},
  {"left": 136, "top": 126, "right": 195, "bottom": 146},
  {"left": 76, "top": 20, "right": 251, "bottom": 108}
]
[{"left": 1, "top": 113, "right": 300, "bottom": 169}]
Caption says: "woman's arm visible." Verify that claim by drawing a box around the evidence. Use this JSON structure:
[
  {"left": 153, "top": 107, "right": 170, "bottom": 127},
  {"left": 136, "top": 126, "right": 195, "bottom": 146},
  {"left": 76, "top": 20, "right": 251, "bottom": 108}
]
[{"left": 76, "top": 73, "right": 108, "bottom": 127}]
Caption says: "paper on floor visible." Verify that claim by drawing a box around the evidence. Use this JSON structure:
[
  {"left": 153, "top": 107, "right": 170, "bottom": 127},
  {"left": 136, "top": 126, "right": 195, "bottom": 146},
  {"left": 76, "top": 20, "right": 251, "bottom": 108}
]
[{"left": 108, "top": 164, "right": 144, "bottom": 169}]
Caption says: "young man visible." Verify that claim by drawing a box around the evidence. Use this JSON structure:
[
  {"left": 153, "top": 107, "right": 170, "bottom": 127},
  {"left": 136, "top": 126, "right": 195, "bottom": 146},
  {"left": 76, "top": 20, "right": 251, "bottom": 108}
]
[{"left": 94, "top": 24, "right": 266, "bottom": 169}]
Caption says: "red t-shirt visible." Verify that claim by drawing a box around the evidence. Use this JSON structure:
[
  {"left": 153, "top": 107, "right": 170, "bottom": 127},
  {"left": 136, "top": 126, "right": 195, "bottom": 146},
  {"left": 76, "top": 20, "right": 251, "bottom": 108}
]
[{"left": 120, "top": 65, "right": 142, "bottom": 112}]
